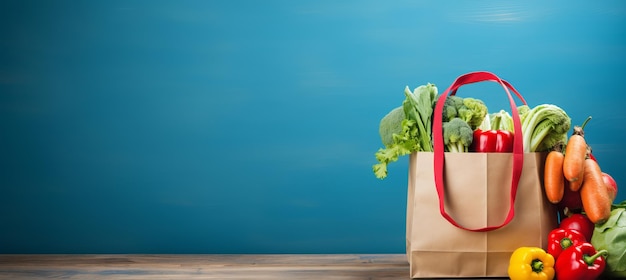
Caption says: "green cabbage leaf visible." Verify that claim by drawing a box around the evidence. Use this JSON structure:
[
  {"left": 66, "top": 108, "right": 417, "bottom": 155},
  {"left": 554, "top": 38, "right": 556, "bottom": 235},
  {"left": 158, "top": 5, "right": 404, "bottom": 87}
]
[{"left": 591, "top": 202, "right": 626, "bottom": 278}]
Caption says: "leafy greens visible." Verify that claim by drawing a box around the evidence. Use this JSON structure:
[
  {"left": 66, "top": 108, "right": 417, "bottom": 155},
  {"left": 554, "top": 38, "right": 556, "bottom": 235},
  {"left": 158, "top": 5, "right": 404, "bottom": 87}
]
[{"left": 373, "top": 84, "right": 437, "bottom": 179}]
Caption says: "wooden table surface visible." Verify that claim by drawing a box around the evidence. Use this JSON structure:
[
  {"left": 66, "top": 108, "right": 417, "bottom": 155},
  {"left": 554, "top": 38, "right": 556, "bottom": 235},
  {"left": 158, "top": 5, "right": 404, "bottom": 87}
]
[{"left": 0, "top": 254, "right": 416, "bottom": 280}]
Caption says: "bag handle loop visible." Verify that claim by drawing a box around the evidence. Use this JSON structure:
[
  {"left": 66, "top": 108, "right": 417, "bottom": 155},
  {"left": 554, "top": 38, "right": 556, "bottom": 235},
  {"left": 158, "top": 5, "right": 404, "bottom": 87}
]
[{"left": 432, "top": 71, "right": 526, "bottom": 232}]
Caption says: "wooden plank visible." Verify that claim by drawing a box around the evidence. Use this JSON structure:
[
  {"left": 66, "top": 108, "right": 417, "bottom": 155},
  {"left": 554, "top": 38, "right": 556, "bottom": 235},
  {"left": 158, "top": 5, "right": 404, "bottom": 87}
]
[{"left": 0, "top": 254, "right": 410, "bottom": 280}]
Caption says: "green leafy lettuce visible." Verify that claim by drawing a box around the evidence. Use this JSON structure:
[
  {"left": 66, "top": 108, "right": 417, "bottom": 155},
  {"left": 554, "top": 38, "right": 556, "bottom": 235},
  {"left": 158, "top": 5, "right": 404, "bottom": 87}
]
[{"left": 373, "top": 83, "right": 437, "bottom": 179}]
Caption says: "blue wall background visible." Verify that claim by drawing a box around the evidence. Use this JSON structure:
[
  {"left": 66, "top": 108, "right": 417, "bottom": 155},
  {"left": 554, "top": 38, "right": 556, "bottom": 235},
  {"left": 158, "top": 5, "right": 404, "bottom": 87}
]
[{"left": 1, "top": 1, "right": 625, "bottom": 253}]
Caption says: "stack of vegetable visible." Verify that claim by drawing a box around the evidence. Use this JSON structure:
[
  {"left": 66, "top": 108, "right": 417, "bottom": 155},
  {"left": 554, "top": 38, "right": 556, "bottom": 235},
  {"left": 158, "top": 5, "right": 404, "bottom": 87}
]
[
  {"left": 507, "top": 118, "right": 625, "bottom": 279},
  {"left": 509, "top": 219, "right": 608, "bottom": 280},
  {"left": 374, "top": 81, "right": 626, "bottom": 278},
  {"left": 540, "top": 117, "right": 626, "bottom": 279},
  {"left": 509, "top": 206, "right": 626, "bottom": 280},
  {"left": 543, "top": 117, "right": 617, "bottom": 224},
  {"left": 373, "top": 83, "right": 571, "bottom": 179}
]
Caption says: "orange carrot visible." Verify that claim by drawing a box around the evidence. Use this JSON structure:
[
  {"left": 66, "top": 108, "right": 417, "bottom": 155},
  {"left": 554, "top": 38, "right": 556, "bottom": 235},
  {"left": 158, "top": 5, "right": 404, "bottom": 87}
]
[
  {"left": 563, "top": 126, "right": 588, "bottom": 191},
  {"left": 580, "top": 158, "right": 612, "bottom": 224},
  {"left": 544, "top": 144, "right": 565, "bottom": 204}
]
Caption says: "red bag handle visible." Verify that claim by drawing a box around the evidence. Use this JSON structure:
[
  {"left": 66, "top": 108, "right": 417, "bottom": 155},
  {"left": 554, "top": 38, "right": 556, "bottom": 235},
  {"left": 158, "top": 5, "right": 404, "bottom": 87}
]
[{"left": 432, "top": 71, "right": 527, "bottom": 232}]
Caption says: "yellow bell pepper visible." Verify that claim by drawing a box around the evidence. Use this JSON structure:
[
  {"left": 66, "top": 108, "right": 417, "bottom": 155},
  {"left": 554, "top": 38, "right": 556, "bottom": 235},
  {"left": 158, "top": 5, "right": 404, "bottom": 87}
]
[{"left": 508, "top": 247, "right": 555, "bottom": 280}]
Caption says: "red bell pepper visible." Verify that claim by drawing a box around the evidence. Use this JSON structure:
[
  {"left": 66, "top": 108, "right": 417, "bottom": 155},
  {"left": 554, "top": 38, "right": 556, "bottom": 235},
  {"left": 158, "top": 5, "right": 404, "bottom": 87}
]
[
  {"left": 558, "top": 213, "right": 594, "bottom": 241},
  {"left": 547, "top": 228, "right": 587, "bottom": 260},
  {"left": 470, "top": 129, "right": 514, "bottom": 153},
  {"left": 555, "top": 242, "right": 607, "bottom": 280}
]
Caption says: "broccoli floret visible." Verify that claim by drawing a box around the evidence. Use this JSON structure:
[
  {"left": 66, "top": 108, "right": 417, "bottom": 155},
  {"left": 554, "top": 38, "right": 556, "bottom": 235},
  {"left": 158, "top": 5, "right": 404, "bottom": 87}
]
[
  {"left": 441, "top": 96, "right": 488, "bottom": 130},
  {"left": 442, "top": 96, "right": 464, "bottom": 122},
  {"left": 521, "top": 104, "right": 571, "bottom": 152},
  {"left": 378, "top": 106, "right": 405, "bottom": 147},
  {"left": 443, "top": 118, "right": 474, "bottom": 153},
  {"left": 460, "top": 97, "right": 488, "bottom": 130}
]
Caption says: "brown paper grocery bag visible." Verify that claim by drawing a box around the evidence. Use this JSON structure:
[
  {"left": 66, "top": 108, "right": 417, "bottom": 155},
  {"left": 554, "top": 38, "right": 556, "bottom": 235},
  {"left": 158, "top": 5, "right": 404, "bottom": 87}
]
[
  {"left": 406, "top": 152, "right": 558, "bottom": 278},
  {"left": 405, "top": 72, "right": 558, "bottom": 278}
]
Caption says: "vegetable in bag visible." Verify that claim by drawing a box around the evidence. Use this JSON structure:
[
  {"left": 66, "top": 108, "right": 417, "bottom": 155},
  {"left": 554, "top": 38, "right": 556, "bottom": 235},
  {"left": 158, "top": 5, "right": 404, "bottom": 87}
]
[{"left": 590, "top": 204, "right": 626, "bottom": 278}]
